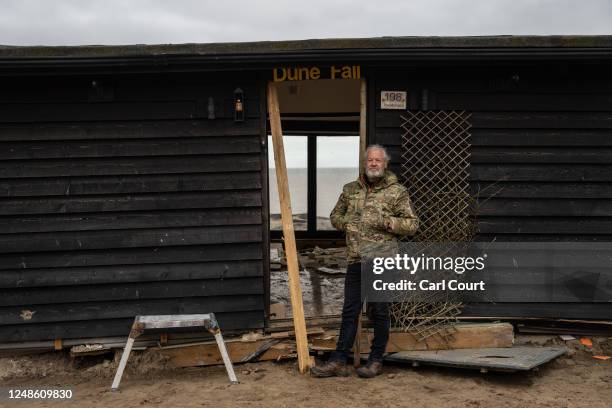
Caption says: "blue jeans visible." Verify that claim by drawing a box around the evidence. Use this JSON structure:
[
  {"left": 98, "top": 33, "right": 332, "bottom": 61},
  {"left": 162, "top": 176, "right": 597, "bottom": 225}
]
[{"left": 329, "top": 262, "right": 390, "bottom": 363}]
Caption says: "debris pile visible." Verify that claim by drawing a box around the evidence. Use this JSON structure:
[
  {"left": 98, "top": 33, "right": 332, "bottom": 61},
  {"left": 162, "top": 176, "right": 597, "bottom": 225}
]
[
  {"left": 270, "top": 244, "right": 347, "bottom": 316},
  {"left": 270, "top": 244, "right": 347, "bottom": 274},
  {"left": 300, "top": 246, "right": 347, "bottom": 274}
]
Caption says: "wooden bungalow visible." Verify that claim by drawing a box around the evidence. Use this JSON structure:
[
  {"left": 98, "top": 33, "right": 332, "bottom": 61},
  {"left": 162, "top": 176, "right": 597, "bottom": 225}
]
[{"left": 0, "top": 36, "right": 611, "bottom": 344}]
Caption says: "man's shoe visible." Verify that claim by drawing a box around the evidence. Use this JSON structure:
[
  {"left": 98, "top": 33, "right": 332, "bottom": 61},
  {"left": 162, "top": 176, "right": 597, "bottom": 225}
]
[
  {"left": 310, "top": 360, "right": 350, "bottom": 378},
  {"left": 356, "top": 361, "right": 383, "bottom": 378}
]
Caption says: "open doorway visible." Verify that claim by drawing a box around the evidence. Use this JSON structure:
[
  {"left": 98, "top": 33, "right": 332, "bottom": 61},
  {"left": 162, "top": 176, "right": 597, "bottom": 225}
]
[
  {"left": 268, "top": 78, "right": 363, "bottom": 318},
  {"left": 268, "top": 135, "right": 359, "bottom": 231}
]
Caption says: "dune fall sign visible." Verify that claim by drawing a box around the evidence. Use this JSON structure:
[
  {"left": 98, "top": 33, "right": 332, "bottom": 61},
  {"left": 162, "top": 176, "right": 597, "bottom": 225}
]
[{"left": 273, "top": 65, "right": 361, "bottom": 82}]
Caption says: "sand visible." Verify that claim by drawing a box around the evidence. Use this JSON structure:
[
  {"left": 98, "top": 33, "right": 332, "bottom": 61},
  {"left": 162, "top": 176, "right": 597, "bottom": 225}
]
[{"left": 0, "top": 336, "right": 610, "bottom": 408}]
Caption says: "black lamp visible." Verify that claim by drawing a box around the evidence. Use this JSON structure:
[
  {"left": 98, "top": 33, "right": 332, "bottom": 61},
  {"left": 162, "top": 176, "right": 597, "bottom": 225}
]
[{"left": 234, "top": 88, "right": 245, "bottom": 122}]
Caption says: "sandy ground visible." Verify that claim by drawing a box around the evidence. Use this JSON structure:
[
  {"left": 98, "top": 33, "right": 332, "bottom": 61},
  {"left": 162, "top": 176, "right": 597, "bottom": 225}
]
[{"left": 0, "top": 336, "right": 610, "bottom": 408}]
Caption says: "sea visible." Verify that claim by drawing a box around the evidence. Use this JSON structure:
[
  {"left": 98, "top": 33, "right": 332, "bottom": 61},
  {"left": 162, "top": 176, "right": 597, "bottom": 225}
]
[{"left": 268, "top": 167, "right": 358, "bottom": 217}]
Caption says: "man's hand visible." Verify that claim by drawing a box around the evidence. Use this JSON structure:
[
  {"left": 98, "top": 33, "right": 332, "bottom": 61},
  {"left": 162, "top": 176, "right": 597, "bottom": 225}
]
[
  {"left": 384, "top": 218, "right": 394, "bottom": 232},
  {"left": 364, "top": 209, "right": 393, "bottom": 232}
]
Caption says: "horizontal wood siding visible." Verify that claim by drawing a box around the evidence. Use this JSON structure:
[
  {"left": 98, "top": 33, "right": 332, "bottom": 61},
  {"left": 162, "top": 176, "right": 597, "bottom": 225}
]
[
  {"left": 369, "top": 63, "right": 612, "bottom": 319},
  {"left": 0, "top": 72, "right": 266, "bottom": 342}
]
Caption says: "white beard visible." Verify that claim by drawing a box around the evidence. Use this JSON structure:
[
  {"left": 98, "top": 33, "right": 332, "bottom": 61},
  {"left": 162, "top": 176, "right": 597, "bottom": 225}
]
[{"left": 365, "top": 168, "right": 385, "bottom": 181}]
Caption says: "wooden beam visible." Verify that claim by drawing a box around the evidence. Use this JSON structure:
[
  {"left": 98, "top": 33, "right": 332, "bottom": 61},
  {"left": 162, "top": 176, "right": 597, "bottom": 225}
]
[
  {"left": 359, "top": 77, "right": 367, "bottom": 174},
  {"left": 311, "top": 323, "right": 514, "bottom": 352},
  {"left": 266, "top": 82, "right": 311, "bottom": 373},
  {"left": 159, "top": 337, "right": 296, "bottom": 367}
]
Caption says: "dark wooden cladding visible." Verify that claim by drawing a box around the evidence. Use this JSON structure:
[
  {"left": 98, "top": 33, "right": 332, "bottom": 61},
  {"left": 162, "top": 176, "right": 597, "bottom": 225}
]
[
  {"left": 377, "top": 129, "right": 612, "bottom": 147},
  {"left": 0, "top": 100, "right": 260, "bottom": 123},
  {"left": 470, "top": 164, "right": 612, "bottom": 182},
  {"left": 377, "top": 111, "right": 612, "bottom": 129},
  {"left": 0, "top": 120, "right": 261, "bottom": 142},
  {"left": 0, "top": 191, "right": 262, "bottom": 215},
  {"left": 0, "top": 172, "right": 262, "bottom": 197},
  {"left": 0, "top": 296, "right": 264, "bottom": 326},
  {"left": 0, "top": 71, "right": 267, "bottom": 341},
  {"left": 0, "top": 136, "right": 261, "bottom": 160},
  {"left": 475, "top": 199, "right": 612, "bottom": 217},
  {"left": 0, "top": 243, "right": 263, "bottom": 270},
  {"left": 0, "top": 154, "right": 261, "bottom": 178},
  {"left": 0, "top": 260, "right": 263, "bottom": 289},
  {"left": 0, "top": 225, "right": 263, "bottom": 253},
  {"left": 370, "top": 63, "right": 612, "bottom": 319},
  {"left": 476, "top": 218, "right": 612, "bottom": 234},
  {"left": 0, "top": 311, "right": 264, "bottom": 343},
  {"left": 470, "top": 182, "right": 612, "bottom": 198},
  {"left": 471, "top": 147, "right": 612, "bottom": 164},
  {"left": 1, "top": 279, "right": 264, "bottom": 309},
  {"left": 472, "top": 234, "right": 612, "bottom": 242},
  {"left": 0, "top": 209, "right": 263, "bottom": 234},
  {"left": 1, "top": 298, "right": 264, "bottom": 328},
  {"left": 436, "top": 93, "right": 612, "bottom": 111}
]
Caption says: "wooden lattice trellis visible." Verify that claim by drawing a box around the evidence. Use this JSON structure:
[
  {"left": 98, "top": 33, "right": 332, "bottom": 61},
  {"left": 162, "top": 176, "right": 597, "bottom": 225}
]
[{"left": 390, "top": 110, "right": 472, "bottom": 340}]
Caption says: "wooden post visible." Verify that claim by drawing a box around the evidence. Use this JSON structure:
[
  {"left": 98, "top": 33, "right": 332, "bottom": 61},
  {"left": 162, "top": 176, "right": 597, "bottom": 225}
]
[
  {"left": 359, "top": 77, "right": 367, "bottom": 174},
  {"left": 266, "top": 82, "right": 311, "bottom": 374},
  {"left": 354, "top": 77, "right": 367, "bottom": 366}
]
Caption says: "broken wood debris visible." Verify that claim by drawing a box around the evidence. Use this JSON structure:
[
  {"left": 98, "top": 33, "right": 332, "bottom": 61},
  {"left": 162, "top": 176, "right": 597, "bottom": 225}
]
[
  {"left": 70, "top": 343, "right": 111, "bottom": 357},
  {"left": 270, "top": 244, "right": 348, "bottom": 273},
  {"left": 158, "top": 322, "right": 514, "bottom": 368}
]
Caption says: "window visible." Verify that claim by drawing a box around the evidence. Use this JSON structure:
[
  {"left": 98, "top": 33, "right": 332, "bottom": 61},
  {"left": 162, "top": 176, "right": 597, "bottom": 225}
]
[
  {"left": 269, "top": 135, "right": 360, "bottom": 233},
  {"left": 268, "top": 135, "right": 308, "bottom": 230},
  {"left": 316, "top": 136, "right": 359, "bottom": 230}
]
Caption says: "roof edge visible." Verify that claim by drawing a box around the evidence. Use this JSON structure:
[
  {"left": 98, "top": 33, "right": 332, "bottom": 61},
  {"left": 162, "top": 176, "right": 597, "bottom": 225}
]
[{"left": 2, "top": 35, "right": 612, "bottom": 59}]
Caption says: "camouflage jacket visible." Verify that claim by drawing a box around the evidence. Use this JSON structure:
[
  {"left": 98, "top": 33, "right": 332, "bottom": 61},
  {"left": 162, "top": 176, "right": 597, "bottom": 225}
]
[{"left": 330, "top": 170, "right": 419, "bottom": 263}]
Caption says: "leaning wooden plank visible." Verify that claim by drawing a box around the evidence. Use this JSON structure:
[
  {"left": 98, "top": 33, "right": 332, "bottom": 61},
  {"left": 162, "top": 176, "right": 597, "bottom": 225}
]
[
  {"left": 266, "top": 82, "right": 311, "bottom": 374},
  {"left": 310, "top": 323, "right": 514, "bottom": 353}
]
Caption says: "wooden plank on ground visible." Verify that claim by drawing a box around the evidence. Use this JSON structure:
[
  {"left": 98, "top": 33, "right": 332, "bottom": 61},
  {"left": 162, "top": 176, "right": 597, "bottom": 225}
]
[
  {"left": 159, "top": 337, "right": 296, "bottom": 367},
  {"left": 310, "top": 323, "right": 514, "bottom": 353}
]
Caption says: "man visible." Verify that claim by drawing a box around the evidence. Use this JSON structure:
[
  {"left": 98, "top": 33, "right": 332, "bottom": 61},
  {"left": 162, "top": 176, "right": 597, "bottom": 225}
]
[{"left": 310, "top": 144, "right": 419, "bottom": 378}]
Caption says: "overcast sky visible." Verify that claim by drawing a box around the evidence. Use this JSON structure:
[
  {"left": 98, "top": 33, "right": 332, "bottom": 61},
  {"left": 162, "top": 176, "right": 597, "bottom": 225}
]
[{"left": 1, "top": 0, "right": 611, "bottom": 46}]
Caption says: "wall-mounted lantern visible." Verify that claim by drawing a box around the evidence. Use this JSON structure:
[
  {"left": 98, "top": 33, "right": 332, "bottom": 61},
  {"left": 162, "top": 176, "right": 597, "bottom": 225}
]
[{"left": 234, "top": 88, "right": 245, "bottom": 122}]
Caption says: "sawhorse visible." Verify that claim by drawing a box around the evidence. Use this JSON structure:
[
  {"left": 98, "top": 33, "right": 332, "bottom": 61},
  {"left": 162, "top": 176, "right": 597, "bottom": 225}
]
[{"left": 111, "top": 313, "right": 238, "bottom": 391}]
